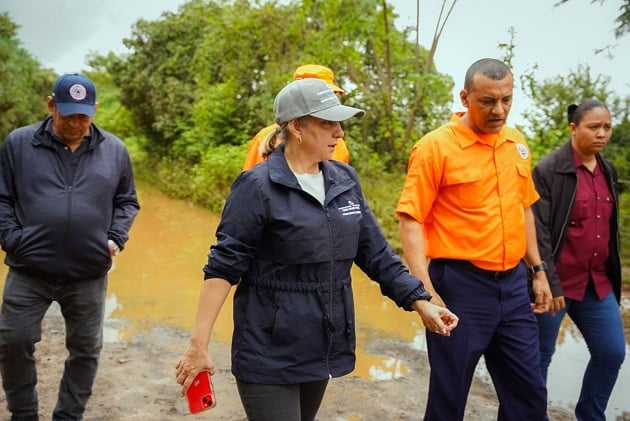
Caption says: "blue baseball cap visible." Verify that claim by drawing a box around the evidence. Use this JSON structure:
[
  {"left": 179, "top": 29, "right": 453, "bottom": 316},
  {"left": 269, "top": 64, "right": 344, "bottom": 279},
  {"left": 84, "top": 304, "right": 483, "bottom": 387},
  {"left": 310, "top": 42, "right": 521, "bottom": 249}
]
[{"left": 52, "top": 74, "right": 96, "bottom": 117}]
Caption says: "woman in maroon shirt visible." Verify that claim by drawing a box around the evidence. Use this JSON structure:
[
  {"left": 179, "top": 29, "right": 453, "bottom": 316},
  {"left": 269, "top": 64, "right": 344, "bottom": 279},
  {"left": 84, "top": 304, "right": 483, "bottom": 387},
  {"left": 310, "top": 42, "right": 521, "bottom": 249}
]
[{"left": 532, "top": 99, "right": 624, "bottom": 421}]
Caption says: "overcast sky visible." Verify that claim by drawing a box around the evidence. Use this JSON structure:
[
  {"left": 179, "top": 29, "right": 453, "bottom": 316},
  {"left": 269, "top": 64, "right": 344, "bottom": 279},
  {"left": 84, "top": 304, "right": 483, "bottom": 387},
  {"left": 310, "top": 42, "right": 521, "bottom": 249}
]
[{"left": 3, "top": 0, "right": 629, "bottom": 125}]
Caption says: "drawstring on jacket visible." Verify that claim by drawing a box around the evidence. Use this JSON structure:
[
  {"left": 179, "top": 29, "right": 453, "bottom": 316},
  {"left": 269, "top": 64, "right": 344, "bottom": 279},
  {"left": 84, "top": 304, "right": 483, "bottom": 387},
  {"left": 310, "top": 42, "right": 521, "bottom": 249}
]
[{"left": 316, "top": 286, "right": 336, "bottom": 333}]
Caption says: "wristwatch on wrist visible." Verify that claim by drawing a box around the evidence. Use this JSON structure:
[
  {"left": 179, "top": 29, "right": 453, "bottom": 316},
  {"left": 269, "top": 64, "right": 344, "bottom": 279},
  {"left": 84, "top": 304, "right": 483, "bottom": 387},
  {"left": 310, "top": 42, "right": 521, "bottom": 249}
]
[
  {"left": 108, "top": 240, "right": 120, "bottom": 256},
  {"left": 529, "top": 261, "right": 548, "bottom": 276}
]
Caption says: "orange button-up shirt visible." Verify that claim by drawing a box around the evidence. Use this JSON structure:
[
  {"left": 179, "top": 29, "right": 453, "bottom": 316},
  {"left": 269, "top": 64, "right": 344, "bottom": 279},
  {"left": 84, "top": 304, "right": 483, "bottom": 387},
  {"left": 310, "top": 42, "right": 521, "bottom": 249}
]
[
  {"left": 242, "top": 124, "right": 350, "bottom": 171},
  {"left": 396, "top": 113, "right": 539, "bottom": 271}
]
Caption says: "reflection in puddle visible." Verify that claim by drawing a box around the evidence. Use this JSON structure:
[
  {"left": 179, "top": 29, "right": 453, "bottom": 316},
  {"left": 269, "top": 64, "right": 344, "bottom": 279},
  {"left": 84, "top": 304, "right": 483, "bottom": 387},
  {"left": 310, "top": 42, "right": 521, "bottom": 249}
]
[
  {"left": 367, "top": 357, "right": 407, "bottom": 380},
  {"left": 545, "top": 322, "right": 630, "bottom": 418},
  {"left": 103, "top": 294, "right": 122, "bottom": 343},
  {"left": 411, "top": 331, "right": 427, "bottom": 351},
  {"left": 0, "top": 182, "right": 627, "bottom": 417},
  {"left": 352, "top": 337, "right": 410, "bottom": 381}
]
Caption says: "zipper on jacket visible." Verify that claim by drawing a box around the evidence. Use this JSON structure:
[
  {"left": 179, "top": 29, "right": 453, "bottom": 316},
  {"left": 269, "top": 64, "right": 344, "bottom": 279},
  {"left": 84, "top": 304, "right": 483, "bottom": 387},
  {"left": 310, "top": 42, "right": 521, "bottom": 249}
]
[
  {"left": 323, "top": 205, "right": 336, "bottom": 378},
  {"left": 65, "top": 185, "right": 73, "bottom": 255},
  {"left": 62, "top": 151, "right": 87, "bottom": 257},
  {"left": 51, "top": 146, "right": 75, "bottom": 258}
]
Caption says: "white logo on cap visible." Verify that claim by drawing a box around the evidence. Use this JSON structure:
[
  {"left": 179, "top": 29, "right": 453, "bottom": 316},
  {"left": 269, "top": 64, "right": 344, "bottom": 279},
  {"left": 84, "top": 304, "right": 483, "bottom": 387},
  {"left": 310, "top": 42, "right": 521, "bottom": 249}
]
[
  {"left": 69, "top": 84, "right": 87, "bottom": 101},
  {"left": 516, "top": 143, "right": 529, "bottom": 159},
  {"left": 317, "top": 89, "right": 336, "bottom": 104}
]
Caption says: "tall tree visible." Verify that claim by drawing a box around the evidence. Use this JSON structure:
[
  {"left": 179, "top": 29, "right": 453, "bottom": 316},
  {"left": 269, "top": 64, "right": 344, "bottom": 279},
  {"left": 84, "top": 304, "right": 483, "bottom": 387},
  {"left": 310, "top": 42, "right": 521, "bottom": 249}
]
[
  {"left": 518, "top": 64, "right": 625, "bottom": 160},
  {"left": 107, "top": 0, "right": 213, "bottom": 156}
]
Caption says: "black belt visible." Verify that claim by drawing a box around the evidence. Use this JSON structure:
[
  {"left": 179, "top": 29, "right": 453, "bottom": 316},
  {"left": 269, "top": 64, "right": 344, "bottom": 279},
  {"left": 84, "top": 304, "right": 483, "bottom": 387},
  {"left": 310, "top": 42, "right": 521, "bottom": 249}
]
[{"left": 437, "top": 259, "right": 516, "bottom": 278}]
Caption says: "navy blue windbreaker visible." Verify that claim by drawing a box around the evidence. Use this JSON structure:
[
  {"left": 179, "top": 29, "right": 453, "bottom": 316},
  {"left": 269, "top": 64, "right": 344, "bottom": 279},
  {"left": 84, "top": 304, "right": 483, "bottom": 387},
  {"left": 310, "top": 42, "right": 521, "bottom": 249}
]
[
  {"left": 0, "top": 117, "right": 140, "bottom": 281},
  {"left": 203, "top": 146, "right": 430, "bottom": 384}
]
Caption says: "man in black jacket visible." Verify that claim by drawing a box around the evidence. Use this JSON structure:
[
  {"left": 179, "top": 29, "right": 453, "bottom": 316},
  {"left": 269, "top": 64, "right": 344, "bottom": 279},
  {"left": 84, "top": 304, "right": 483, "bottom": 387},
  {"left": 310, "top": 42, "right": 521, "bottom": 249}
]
[{"left": 0, "top": 73, "right": 140, "bottom": 420}]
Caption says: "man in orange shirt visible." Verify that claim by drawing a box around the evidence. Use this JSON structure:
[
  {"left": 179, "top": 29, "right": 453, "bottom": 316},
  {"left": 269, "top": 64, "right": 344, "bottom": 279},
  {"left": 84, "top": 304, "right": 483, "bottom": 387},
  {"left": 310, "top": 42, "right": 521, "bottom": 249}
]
[
  {"left": 242, "top": 64, "right": 349, "bottom": 170},
  {"left": 396, "top": 58, "right": 553, "bottom": 421}
]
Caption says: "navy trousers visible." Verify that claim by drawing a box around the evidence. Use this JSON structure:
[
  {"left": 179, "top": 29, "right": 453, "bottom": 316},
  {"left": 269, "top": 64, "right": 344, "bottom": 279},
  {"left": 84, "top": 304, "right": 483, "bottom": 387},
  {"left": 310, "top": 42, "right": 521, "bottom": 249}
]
[
  {"left": 0, "top": 268, "right": 107, "bottom": 421},
  {"left": 424, "top": 260, "right": 547, "bottom": 421}
]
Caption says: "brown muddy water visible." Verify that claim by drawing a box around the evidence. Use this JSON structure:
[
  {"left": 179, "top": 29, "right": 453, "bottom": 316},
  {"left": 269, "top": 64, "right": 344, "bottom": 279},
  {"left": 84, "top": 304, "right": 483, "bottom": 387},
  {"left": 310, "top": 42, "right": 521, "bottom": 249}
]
[{"left": 0, "top": 181, "right": 627, "bottom": 417}]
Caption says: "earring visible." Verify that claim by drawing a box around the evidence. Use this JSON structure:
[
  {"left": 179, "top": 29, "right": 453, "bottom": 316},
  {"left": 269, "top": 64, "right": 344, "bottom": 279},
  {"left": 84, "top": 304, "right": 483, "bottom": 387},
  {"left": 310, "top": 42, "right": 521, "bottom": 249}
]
[{"left": 297, "top": 137, "right": 302, "bottom": 145}]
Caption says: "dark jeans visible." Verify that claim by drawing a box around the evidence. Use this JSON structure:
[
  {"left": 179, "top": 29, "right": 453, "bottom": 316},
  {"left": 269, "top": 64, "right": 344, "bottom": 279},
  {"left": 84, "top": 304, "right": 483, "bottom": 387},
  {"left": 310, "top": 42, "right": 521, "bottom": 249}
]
[
  {"left": 537, "top": 285, "right": 625, "bottom": 421},
  {"left": 236, "top": 378, "right": 329, "bottom": 421},
  {"left": 0, "top": 268, "right": 107, "bottom": 421}
]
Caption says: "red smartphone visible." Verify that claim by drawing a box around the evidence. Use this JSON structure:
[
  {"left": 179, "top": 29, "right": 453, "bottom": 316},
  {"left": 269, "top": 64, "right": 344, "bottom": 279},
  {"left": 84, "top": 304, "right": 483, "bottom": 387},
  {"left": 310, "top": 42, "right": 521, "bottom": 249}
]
[{"left": 186, "top": 371, "right": 216, "bottom": 414}]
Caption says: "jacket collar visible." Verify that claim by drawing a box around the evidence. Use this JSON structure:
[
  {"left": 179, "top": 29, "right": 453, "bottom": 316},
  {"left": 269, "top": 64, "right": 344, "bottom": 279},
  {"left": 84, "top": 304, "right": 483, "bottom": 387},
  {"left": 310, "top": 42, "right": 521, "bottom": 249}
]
[
  {"left": 554, "top": 140, "right": 616, "bottom": 178},
  {"left": 552, "top": 142, "right": 577, "bottom": 174},
  {"left": 31, "top": 116, "right": 104, "bottom": 150},
  {"left": 267, "top": 146, "right": 355, "bottom": 197}
]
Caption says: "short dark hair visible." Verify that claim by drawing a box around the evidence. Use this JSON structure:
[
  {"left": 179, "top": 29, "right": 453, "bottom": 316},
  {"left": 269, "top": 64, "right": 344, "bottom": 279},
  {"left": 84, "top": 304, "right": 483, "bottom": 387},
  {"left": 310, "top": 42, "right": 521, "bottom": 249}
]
[
  {"left": 464, "top": 58, "right": 512, "bottom": 91},
  {"left": 567, "top": 99, "right": 609, "bottom": 125}
]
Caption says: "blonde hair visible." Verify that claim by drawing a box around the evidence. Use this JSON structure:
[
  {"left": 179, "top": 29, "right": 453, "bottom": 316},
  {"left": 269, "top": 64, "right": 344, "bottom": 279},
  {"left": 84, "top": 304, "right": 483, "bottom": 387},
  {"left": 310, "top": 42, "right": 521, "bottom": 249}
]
[
  {"left": 261, "top": 118, "right": 310, "bottom": 158},
  {"left": 260, "top": 124, "right": 285, "bottom": 159}
]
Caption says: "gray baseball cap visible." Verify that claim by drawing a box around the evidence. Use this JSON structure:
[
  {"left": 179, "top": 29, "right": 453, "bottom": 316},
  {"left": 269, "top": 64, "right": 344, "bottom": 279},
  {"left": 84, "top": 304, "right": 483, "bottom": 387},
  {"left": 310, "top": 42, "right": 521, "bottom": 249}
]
[{"left": 274, "top": 78, "right": 365, "bottom": 124}]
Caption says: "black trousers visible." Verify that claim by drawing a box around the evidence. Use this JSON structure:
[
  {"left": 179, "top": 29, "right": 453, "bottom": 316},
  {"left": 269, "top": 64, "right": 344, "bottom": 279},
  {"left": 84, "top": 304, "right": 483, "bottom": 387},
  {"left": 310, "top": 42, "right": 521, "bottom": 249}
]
[
  {"left": 236, "top": 378, "right": 329, "bottom": 421},
  {"left": 0, "top": 268, "right": 107, "bottom": 421}
]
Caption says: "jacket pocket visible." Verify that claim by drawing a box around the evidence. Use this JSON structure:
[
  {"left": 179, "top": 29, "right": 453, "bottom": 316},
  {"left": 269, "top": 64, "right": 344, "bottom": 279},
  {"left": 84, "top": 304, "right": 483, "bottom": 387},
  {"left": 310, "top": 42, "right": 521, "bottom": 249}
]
[
  {"left": 1, "top": 228, "right": 22, "bottom": 255},
  {"left": 267, "top": 291, "right": 327, "bottom": 361}
]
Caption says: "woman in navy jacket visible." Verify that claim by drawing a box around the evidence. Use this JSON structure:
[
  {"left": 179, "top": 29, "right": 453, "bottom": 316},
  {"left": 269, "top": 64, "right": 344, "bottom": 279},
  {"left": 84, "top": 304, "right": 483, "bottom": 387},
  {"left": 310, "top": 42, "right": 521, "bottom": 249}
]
[{"left": 176, "top": 78, "right": 459, "bottom": 420}]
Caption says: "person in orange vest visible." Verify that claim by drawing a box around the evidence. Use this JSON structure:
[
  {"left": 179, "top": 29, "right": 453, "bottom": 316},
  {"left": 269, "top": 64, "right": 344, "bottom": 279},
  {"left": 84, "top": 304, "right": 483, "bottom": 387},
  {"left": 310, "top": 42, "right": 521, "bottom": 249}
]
[{"left": 242, "top": 64, "right": 350, "bottom": 170}]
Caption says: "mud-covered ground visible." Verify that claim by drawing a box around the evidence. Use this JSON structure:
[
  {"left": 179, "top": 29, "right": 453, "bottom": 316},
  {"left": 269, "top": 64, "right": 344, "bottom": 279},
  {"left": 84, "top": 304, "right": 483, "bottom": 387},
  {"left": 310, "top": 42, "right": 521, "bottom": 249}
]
[{"left": 0, "top": 306, "right": 589, "bottom": 420}]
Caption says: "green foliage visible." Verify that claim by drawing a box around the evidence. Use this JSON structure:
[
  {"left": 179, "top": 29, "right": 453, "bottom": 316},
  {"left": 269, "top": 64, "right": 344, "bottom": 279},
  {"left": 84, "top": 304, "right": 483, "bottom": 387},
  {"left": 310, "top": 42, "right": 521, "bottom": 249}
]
[
  {"left": 133, "top": 144, "right": 245, "bottom": 215},
  {"left": 107, "top": 0, "right": 211, "bottom": 155},
  {"left": 142, "top": 156, "right": 197, "bottom": 201},
  {"left": 605, "top": 117, "right": 630, "bottom": 260},
  {"left": 190, "top": 144, "right": 247, "bottom": 213},
  {"left": 106, "top": 0, "right": 453, "bottom": 170},
  {"left": 605, "top": 117, "right": 630, "bottom": 189},
  {"left": 359, "top": 170, "right": 407, "bottom": 253},
  {"left": 620, "top": 192, "right": 630, "bottom": 264},
  {"left": 521, "top": 62, "right": 630, "bottom": 268},
  {"left": 519, "top": 64, "right": 619, "bottom": 163},
  {"left": 86, "top": 55, "right": 140, "bottom": 139},
  {"left": 0, "top": 13, "right": 55, "bottom": 141},
  {"left": 176, "top": 80, "right": 251, "bottom": 160}
]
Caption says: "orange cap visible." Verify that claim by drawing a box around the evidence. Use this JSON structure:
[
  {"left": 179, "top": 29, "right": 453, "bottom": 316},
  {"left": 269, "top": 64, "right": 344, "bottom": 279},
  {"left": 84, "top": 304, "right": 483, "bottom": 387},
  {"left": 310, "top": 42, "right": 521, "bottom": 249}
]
[{"left": 293, "top": 64, "right": 345, "bottom": 95}]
